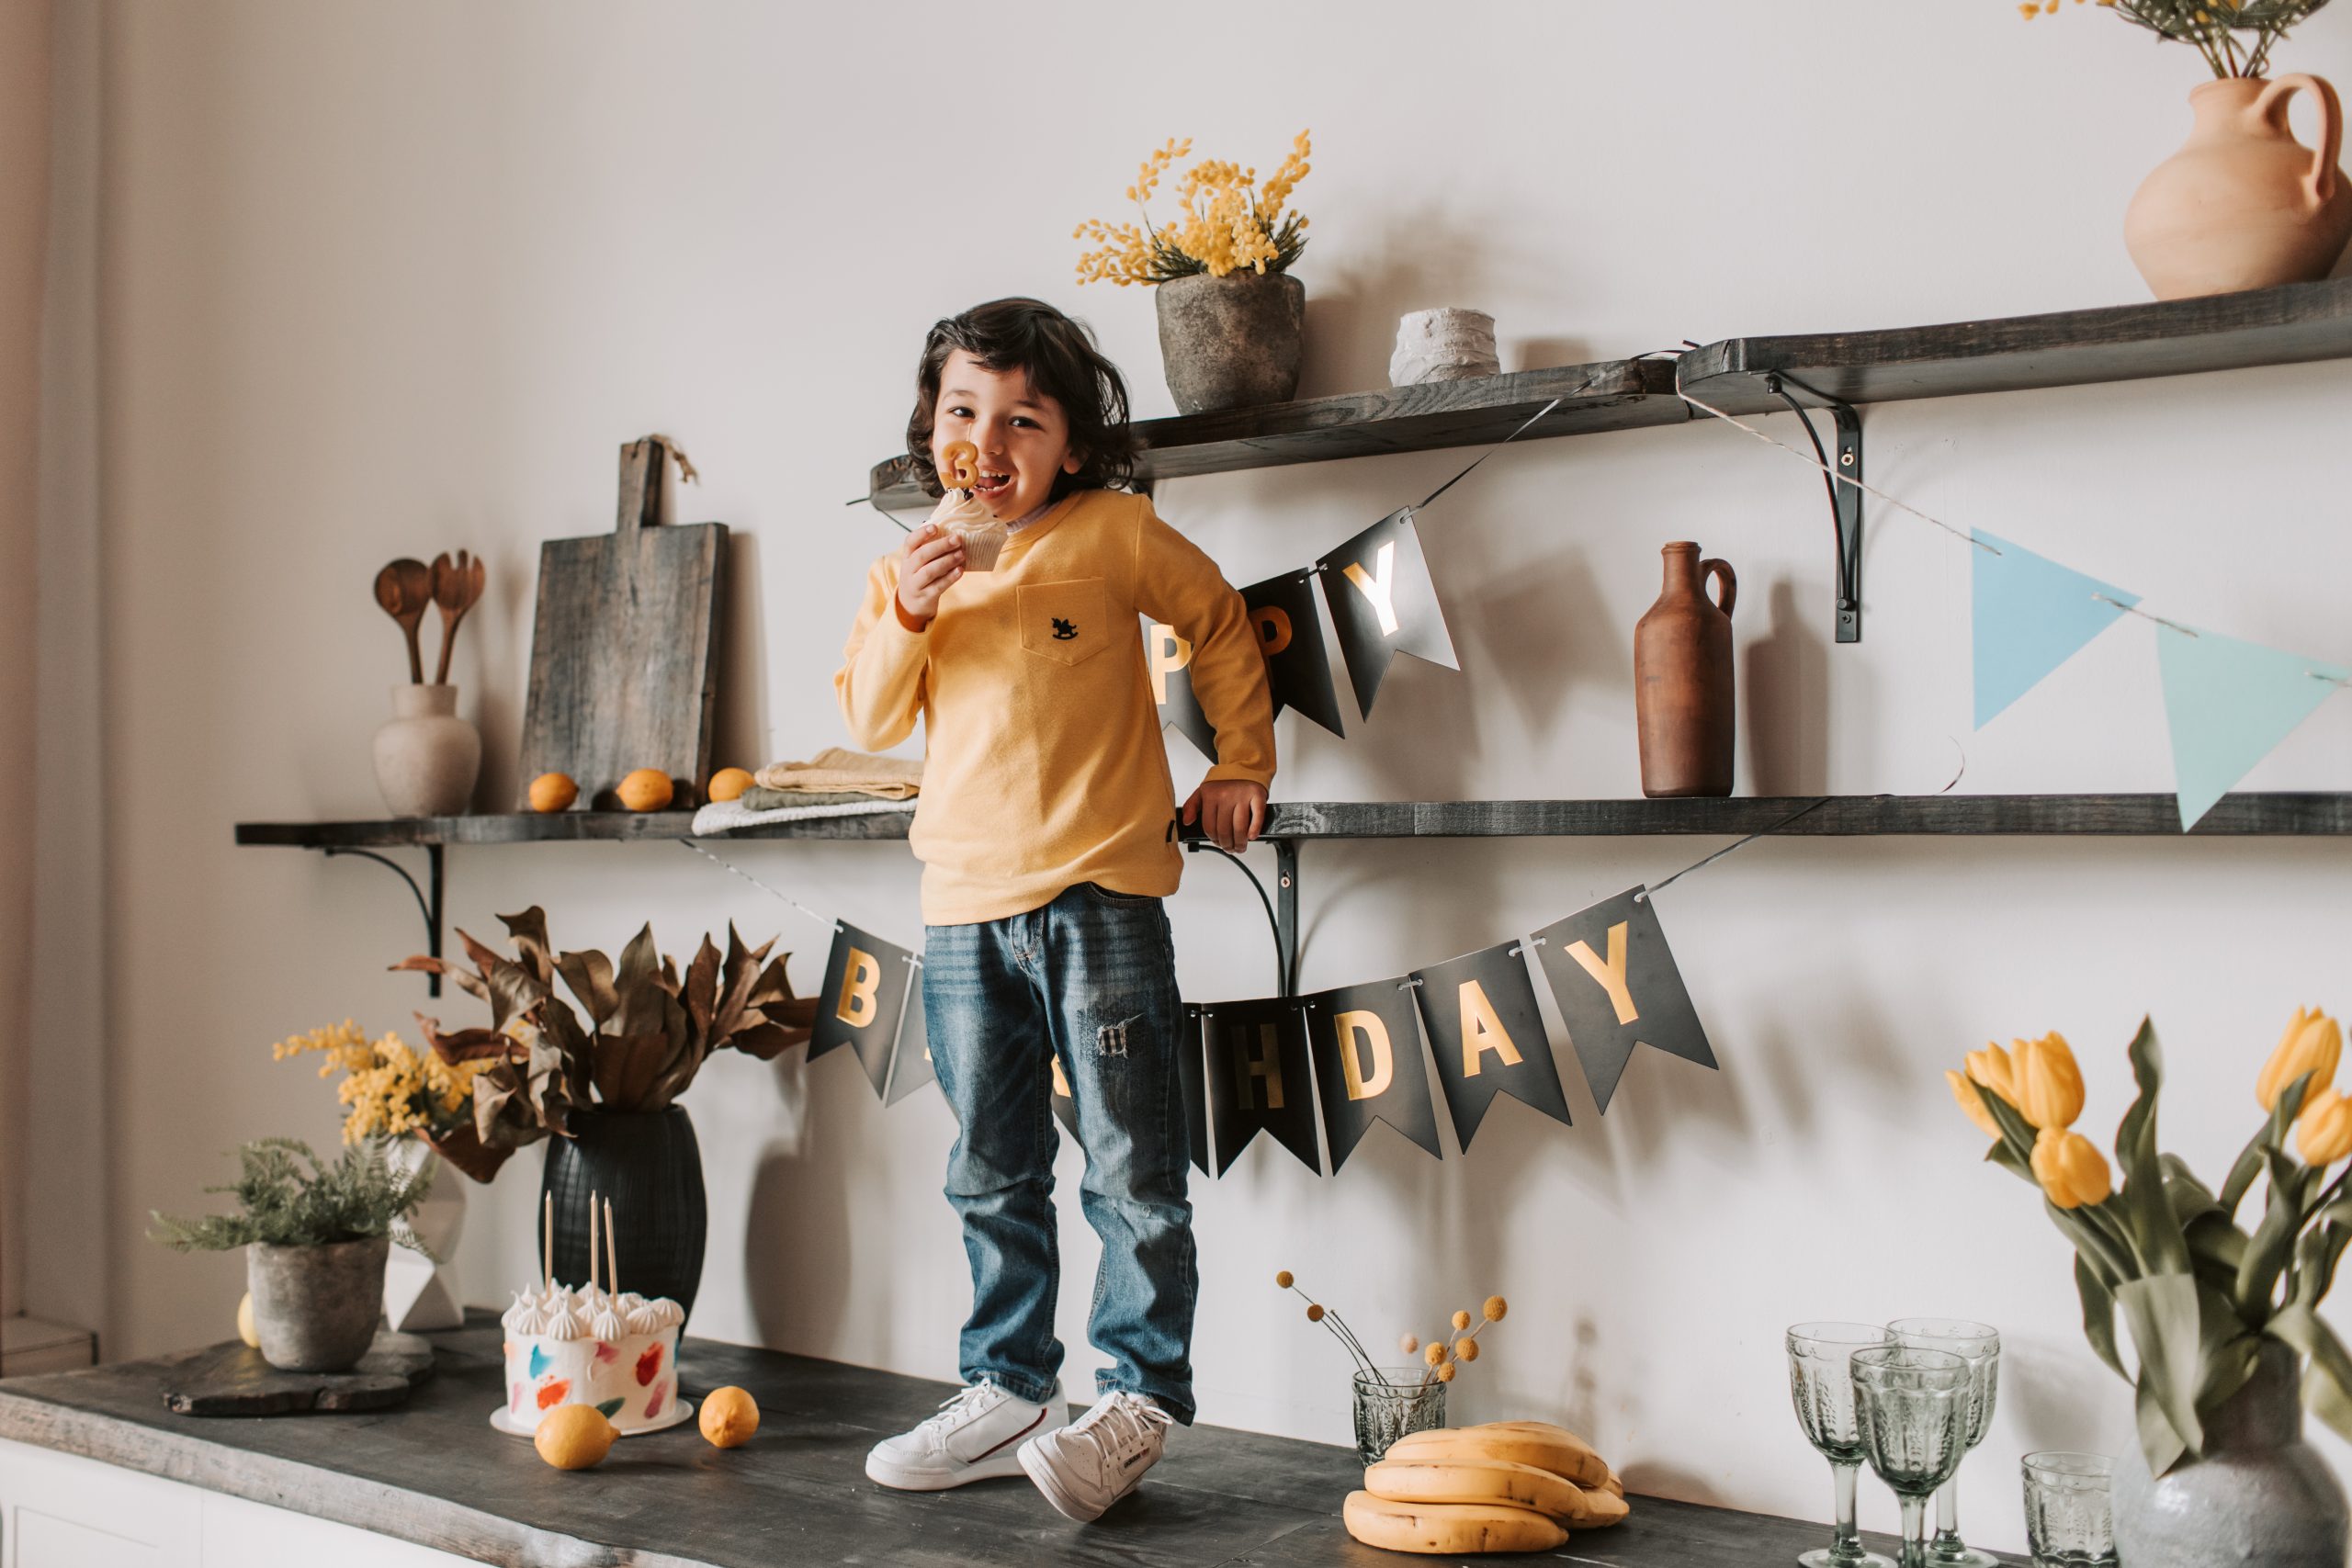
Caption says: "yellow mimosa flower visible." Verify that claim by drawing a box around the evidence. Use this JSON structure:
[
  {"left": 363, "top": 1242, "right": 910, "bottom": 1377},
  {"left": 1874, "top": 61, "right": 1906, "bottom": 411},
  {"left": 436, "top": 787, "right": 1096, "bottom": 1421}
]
[{"left": 2259, "top": 1007, "right": 2342, "bottom": 1111}]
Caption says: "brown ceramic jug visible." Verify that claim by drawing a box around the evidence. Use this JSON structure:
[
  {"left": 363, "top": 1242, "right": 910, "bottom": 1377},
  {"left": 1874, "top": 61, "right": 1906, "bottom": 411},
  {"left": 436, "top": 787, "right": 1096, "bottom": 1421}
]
[
  {"left": 1634, "top": 543, "right": 1736, "bottom": 798},
  {"left": 2125, "top": 74, "right": 2352, "bottom": 300}
]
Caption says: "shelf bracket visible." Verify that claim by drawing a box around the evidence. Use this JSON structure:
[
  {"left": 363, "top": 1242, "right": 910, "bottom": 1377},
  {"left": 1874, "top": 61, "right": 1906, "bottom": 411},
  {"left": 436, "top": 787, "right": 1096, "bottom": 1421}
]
[
  {"left": 319, "top": 845, "right": 444, "bottom": 997},
  {"left": 1183, "top": 833, "right": 1302, "bottom": 996},
  {"left": 1765, "top": 373, "right": 1863, "bottom": 644}
]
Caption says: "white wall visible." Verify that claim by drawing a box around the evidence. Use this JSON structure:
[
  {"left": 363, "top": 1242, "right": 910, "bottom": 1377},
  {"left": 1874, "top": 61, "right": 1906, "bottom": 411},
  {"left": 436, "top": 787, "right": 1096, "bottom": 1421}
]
[{"left": 45, "top": 0, "right": 2352, "bottom": 1551}]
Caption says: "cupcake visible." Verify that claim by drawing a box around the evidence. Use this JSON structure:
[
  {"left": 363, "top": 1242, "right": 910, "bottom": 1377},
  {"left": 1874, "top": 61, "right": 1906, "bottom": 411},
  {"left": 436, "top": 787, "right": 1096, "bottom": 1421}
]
[{"left": 936, "top": 488, "right": 1008, "bottom": 572}]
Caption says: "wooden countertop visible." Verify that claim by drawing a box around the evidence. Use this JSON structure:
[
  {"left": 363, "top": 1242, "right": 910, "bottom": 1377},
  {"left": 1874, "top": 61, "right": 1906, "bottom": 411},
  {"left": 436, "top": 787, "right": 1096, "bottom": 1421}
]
[{"left": 0, "top": 1314, "right": 2017, "bottom": 1566}]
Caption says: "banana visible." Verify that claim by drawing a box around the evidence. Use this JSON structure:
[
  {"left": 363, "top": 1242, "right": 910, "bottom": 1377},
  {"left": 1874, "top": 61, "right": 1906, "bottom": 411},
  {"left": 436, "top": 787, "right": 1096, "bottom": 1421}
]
[
  {"left": 1602, "top": 1470, "right": 1624, "bottom": 1499},
  {"left": 1363, "top": 1457, "right": 1583, "bottom": 1518},
  {"left": 1342, "top": 1490, "right": 1568, "bottom": 1555},
  {"left": 1384, "top": 1424, "right": 1611, "bottom": 1488}
]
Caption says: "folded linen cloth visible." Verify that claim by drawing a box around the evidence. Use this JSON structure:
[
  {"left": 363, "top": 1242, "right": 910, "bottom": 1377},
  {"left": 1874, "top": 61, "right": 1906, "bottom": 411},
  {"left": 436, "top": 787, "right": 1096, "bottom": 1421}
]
[
  {"left": 739, "top": 787, "right": 886, "bottom": 812},
  {"left": 752, "top": 747, "right": 922, "bottom": 799},
  {"left": 689, "top": 796, "right": 915, "bottom": 837}
]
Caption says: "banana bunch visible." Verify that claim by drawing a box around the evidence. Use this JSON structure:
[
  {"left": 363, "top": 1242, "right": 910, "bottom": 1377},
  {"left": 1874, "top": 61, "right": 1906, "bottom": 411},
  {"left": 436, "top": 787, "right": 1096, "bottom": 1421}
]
[{"left": 1343, "top": 1421, "right": 1629, "bottom": 1555}]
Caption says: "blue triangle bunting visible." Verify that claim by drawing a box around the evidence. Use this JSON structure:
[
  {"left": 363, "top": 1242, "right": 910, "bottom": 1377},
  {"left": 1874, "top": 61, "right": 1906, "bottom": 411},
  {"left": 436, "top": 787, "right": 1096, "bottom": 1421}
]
[
  {"left": 2157, "top": 626, "right": 2349, "bottom": 830},
  {"left": 1973, "top": 529, "right": 2140, "bottom": 729}
]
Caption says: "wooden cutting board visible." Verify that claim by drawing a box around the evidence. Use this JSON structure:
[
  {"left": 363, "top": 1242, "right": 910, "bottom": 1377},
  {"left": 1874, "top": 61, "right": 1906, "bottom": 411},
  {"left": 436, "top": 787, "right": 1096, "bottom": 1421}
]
[{"left": 518, "top": 438, "right": 727, "bottom": 810}]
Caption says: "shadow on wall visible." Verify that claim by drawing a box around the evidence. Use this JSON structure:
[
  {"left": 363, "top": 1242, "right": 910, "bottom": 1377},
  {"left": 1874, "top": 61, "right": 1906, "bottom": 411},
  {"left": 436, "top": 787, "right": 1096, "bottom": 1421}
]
[
  {"left": 1744, "top": 576, "right": 1830, "bottom": 797},
  {"left": 715, "top": 530, "right": 768, "bottom": 781},
  {"left": 743, "top": 1053, "right": 852, "bottom": 1353}
]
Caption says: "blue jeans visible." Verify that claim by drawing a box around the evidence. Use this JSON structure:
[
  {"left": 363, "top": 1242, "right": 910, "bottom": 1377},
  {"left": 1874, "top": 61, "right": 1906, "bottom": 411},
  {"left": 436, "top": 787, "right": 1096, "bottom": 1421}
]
[{"left": 923, "top": 882, "right": 1197, "bottom": 1424}]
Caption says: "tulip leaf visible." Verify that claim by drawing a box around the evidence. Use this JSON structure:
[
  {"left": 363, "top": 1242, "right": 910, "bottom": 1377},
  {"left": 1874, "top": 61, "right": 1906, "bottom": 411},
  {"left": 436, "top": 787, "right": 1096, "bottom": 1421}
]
[
  {"left": 2077, "top": 1253, "right": 2128, "bottom": 1380},
  {"left": 1978, "top": 1082, "right": 2042, "bottom": 1176},
  {"left": 2290, "top": 1213, "right": 2352, "bottom": 1311},
  {"left": 2222, "top": 1073, "right": 2316, "bottom": 1217},
  {"left": 2134, "top": 1371, "right": 2190, "bottom": 1477},
  {"left": 2186, "top": 1211, "right": 2250, "bottom": 1296},
  {"left": 2119, "top": 1273, "right": 2207, "bottom": 1461},
  {"left": 2049, "top": 1197, "right": 2133, "bottom": 1291},
  {"left": 2192, "top": 1331, "right": 2261, "bottom": 1426},
  {"left": 2236, "top": 1146, "right": 2313, "bottom": 1321},
  {"left": 1986, "top": 1136, "right": 2034, "bottom": 1181},
  {"left": 2269, "top": 1305, "right": 2352, "bottom": 1446},
  {"left": 2116, "top": 1017, "right": 2191, "bottom": 1276}
]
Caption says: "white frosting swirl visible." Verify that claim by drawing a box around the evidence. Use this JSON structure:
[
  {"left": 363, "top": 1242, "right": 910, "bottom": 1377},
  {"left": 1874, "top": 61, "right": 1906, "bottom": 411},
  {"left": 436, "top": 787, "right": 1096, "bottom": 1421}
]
[
  {"left": 504, "top": 1280, "right": 681, "bottom": 1341},
  {"left": 625, "top": 1294, "right": 684, "bottom": 1336}
]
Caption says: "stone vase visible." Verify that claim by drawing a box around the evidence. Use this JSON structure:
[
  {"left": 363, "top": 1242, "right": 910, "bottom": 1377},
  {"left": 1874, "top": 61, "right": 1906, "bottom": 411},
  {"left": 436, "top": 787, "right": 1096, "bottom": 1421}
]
[
  {"left": 1634, "top": 543, "right": 1737, "bottom": 798},
  {"left": 382, "top": 1142, "right": 466, "bottom": 1333},
  {"left": 2126, "top": 74, "right": 2352, "bottom": 300},
  {"left": 541, "top": 1105, "right": 707, "bottom": 1325},
  {"left": 2112, "top": 1339, "right": 2351, "bottom": 1568},
  {"left": 245, "top": 1235, "right": 390, "bottom": 1372},
  {"left": 1154, "top": 270, "right": 1306, "bottom": 414},
  {"left": 371, "top": 683, "right": 480, "bottom": 818}
]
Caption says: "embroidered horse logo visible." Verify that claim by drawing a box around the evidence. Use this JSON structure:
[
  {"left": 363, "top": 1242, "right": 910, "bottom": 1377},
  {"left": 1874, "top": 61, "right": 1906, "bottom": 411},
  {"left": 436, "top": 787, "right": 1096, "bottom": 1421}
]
[{"left": 1051, "top": 617, "right": 1079, "bottom": 641}]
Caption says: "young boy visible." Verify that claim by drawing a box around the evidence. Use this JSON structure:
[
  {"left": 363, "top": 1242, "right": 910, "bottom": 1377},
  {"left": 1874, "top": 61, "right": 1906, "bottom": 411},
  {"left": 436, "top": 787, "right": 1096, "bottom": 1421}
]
[{"left": 838, "top": 298, "right": 1274, "bottom": 1521}]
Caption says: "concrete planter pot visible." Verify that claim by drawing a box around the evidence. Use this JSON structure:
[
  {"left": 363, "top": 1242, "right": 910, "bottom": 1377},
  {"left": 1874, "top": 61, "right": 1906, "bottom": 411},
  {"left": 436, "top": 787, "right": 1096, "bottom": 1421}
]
[
  {"left": 1154, "top": 270, "right": 1305, "bottom": 414},
  {"left": 246, "top": 1236, "right": 390, "bottom": 1372},
  {"left": 2112, "top": 1340, "right": 2350, "bottom": 1568}
]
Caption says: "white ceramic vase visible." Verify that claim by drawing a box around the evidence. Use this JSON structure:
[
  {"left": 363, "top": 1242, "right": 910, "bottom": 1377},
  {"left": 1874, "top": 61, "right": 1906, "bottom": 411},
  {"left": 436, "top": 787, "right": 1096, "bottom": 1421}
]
[
  {"left": 371, "top": 683, "right": 480, "bottom": 818},
  {"left": 384, "top": 1141, "right": 467, "bottom": 1333}
]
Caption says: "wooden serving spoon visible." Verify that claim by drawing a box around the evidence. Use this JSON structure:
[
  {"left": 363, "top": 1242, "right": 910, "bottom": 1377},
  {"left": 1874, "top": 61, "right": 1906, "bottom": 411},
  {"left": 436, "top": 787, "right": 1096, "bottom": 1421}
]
[
  {"left": 431, "top": 550, "right": 486, "bottom": 684},
  {"left": 374, "top": 558, "right": 432, "bottom": 683}
]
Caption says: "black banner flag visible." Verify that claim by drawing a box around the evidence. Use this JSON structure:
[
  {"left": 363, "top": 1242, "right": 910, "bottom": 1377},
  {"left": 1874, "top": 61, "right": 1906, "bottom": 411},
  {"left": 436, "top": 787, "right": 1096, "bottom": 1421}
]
[
  {"left": 1315, "top": 508, "right": 1459, "bottom": 719},
  {"left": 1243, "top": 571, "right": 1345, "bottom": 738},
  {"left": 1303, "top": 981, "right": 1442, "bottom": 1170},
  {"left": 1532, "top": 888, "right": 1717, "bottom": 1113},
  {"left": 809, "top": 922, "right": 915, "bottom": 1099},
  {"left": 882, "top": 960, "right": 935, "bottom": 1105},
  {"left": 1413, "top": 941, "right": 1571, "bottom": 1150},
  {"left": 1202, "top": 998, "right": 1320, "bottom": 1174},
  {"left": 1148, "top": 618, "right": 1219, "bottom": 762}
]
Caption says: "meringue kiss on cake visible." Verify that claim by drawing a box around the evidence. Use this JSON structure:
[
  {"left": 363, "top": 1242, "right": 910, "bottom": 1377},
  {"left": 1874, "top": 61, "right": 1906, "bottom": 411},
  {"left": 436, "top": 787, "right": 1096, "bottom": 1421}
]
[{"left": 498, "top": 1192, "right": 691, "bottom": 1436}]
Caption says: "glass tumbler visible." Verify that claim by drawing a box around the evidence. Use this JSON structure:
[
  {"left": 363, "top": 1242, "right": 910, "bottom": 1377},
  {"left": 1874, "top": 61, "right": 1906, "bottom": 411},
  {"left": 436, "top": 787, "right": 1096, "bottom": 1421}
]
[
  {"left": 1887, "top": 1318, "right": 2000, "bottom": 1568},
  {"left": 1852, "top": 1346, "right": 1972, "bottom": 1568},
  {"left": 1787, "top": 1322, "right": 1898, "bottom": 1568},
  {"left": 2021, "top": 1451, "right": 2116, "bottom": 1567},
  {"left": 1352, "top": 1367, "right": 1446, "bottom": 1466}
]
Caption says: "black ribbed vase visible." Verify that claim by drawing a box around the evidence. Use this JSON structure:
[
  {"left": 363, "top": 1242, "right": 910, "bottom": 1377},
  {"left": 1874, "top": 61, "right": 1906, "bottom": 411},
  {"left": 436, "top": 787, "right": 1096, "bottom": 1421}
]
[{"left": 540, "top": 1106, "right": 707, "bottom": 1325}]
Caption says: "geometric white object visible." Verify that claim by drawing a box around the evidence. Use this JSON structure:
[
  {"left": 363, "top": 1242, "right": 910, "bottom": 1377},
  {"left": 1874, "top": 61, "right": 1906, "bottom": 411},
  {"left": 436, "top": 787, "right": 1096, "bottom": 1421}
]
[{"left": 384, "top": 1142, "right": 467, "bottom": 1333}]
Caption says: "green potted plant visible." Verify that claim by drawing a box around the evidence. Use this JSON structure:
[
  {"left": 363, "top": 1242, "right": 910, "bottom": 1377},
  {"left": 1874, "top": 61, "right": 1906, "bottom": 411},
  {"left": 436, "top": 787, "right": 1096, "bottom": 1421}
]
[
  {"left": 2027, "top": 0, "right": 2351, "bottom": 298},
  {"left": 1950, "top": 1014, "right": 2352, "bottom": 1565},
  {"left": 398, "top": 907, "right": 816, "bottom": 1322},
  {"left": 153, "top": 1138, "right": 435, "bottom": 1373},
  {"left": 1073, "top": 131, "right": 1312, "bottom": 413}
]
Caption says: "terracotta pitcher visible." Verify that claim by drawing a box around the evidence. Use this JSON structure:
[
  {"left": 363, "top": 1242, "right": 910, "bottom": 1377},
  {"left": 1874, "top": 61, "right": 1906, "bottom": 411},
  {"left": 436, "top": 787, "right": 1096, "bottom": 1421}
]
[
  {"left": 1634, "top": 543, "right": 1736, "bottom": 799},
  {"left": 2125, "top": 74, "right": 2352, "bottom": 300}
]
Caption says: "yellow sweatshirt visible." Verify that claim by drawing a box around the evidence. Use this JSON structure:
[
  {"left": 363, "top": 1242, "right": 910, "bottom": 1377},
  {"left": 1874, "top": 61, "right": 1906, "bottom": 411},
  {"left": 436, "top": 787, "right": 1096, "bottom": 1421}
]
[{"left": 836, "top": 489, "right": 1275, "bottom": 927}]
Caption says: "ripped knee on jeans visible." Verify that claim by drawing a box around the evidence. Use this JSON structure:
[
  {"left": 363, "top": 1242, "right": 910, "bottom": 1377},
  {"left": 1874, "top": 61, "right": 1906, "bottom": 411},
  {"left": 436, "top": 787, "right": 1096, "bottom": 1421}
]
[{"left": 1096, "top": 1015, "right": 1139, "bottom": 1058}]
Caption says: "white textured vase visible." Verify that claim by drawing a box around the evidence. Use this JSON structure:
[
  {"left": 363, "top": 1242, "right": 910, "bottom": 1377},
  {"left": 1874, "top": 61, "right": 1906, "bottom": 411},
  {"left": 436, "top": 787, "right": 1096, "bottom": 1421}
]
[
  {"left": 1389, "top": 308, "right": 1499, "bottom": 386},
  {"left": 384, "top": 1142, "right": 467, "bottom": 1333},
  {"left": 371, "top": 683, "right": 480, "bottom": 818}
]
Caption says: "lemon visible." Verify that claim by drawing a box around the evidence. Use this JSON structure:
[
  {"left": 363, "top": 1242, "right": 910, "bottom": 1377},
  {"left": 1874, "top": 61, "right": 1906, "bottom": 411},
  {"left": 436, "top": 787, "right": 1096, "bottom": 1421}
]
[
  {"left": 528, "top": 773, "right": 579, "bottom": 813},
  {"left": 698, "top": 1385, "right": 760, "bottom": 1448},
  {"left": 535, "top": 1404, "right": 616, "bottom": 1470},
  {"left": 236, "top": 1292, "right": 259, "bottom": 1348},
  {"left": 616, "top": 769, "right": 674, "bottom": 812},
  {"left": 707, "top": 767, "right": 755, "bottom": 804}
]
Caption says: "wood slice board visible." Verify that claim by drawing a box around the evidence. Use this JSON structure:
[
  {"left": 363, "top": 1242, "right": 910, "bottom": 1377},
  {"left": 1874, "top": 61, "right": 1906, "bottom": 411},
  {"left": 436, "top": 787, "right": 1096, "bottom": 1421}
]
[
  {"left": 164, "top": 1330, "right": 435, "bottom": 1416},
  {"left": 517, "top": 438, "right": 727, "bottom": 811}
]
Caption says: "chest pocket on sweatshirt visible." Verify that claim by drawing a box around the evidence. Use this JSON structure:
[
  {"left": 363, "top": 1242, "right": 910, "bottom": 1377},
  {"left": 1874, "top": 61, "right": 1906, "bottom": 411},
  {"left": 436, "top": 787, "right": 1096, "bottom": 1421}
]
[{"left": 1018, "top": 579, "right": 1111, "bottom": 669}]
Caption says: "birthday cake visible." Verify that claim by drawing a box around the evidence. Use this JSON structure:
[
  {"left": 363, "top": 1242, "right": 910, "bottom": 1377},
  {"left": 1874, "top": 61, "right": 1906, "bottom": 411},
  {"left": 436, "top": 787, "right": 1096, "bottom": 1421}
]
[{"left": 501, "top": 1280, "right": 684, "bottom": 1435}]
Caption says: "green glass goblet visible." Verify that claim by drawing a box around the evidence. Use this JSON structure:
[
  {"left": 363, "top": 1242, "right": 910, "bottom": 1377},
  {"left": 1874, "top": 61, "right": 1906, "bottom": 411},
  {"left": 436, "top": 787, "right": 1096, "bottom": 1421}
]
[
  {"left": 1888, "top": 1318, "right": 2000, "bottom": 1568},
  {"left": 1787, "top": 1322, "right": 1898, "bottom": 1568},
  {"left": 1852, "top": 1346, "right": 1973, "bottom": 1568}
]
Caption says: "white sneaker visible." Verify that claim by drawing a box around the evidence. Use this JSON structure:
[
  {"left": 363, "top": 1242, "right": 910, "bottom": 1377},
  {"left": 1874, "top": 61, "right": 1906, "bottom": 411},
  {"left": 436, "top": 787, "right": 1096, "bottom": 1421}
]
[
  {"left": 1018, "top": 1389, "right": 1173, "bottom": 1522},
  {"left": 865, "top": 1379, "right": 1065, "bottom": 1491}
]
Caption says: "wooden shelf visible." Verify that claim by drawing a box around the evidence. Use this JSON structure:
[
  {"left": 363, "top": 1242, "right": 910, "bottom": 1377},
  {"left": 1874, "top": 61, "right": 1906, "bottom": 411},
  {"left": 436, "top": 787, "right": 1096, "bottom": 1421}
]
[
  {"left": 235, "top": 794, "right": 2352, "bottom": 849},
  {"left": 865, "top": 277, "right": 2352, "bottom": 505}
]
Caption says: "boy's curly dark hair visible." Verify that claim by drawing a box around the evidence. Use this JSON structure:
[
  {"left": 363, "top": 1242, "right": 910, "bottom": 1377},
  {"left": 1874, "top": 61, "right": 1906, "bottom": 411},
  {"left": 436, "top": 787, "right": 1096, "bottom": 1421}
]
[{"left": 904, "top": 298, "right": 1137, "bottom": 502}]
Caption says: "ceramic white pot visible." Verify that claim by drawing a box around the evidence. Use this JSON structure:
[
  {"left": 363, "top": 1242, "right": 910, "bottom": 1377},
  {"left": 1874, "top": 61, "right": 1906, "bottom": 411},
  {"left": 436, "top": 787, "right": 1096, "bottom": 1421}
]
[
  {"left": 384, "top": 1142, "right": 466, "bottom": 1332},
  {"left": 371, "top": 683, "right": 480, "bottom": 818}
]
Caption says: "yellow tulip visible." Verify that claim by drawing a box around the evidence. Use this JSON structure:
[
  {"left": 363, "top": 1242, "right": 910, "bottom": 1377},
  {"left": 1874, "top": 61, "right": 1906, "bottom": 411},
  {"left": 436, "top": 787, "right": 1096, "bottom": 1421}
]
[
  {"left": 2030, "top": 1128, "right": 2113, "bottom": 1210},
  {"left": 1964, "top": 1043, "right": 2020, "bottom": 1112},
  {"left": 1948, "top": 1068, "right": 2002, "bottom": 1139},
  {"left": 2013, "top": 1032, "right": 2086, "bottom": 1130},
  {"left": 2258, "top": 1007, "right": 2343, "bottom": 1111},
  {"left": 2300, "top": 1088, "right": 2352, "bottom": 1166}
]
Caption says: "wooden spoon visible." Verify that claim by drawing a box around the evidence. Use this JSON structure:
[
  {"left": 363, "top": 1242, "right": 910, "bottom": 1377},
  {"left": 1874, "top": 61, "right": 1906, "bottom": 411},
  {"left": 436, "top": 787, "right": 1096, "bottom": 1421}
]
[
  {"left": 432, "top": 549, "right": 487, "bottom": 684},
  {"left": 374, "top": 558, "right": 431, "bottom": 683}
]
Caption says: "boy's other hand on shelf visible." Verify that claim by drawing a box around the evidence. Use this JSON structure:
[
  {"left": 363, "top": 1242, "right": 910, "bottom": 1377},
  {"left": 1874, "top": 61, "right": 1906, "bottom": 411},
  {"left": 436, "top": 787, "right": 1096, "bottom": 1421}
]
[
  {"left": 1183, "top": 780, "right": 1268, "bottom": 853},
  {"left": 897, "top": 520, "right": 967, "bottom": 625}
]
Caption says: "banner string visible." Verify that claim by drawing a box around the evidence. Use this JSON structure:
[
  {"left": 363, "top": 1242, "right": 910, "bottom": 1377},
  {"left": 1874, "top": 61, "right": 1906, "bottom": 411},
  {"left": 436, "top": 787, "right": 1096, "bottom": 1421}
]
[
  {"left": 1635, "top": 798, "right": 1834, "bottom": 901},
  {"left": 678, "top": 839, "right": 842, "bottom": 935},
  {"left": 2092, "top": 592, "right": 2201, "bottom": 639}
]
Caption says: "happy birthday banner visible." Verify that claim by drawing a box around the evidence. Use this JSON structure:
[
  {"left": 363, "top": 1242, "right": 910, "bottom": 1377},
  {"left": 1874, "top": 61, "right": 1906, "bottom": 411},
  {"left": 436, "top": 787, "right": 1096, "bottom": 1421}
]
[{"left": 763, "top": 864, "right": 1720, "bottom": 1179}]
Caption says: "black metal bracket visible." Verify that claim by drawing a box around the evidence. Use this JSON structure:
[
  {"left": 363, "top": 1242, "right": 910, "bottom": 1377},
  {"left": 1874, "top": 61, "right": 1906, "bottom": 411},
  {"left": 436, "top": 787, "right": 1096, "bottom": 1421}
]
[
  {"left": 1765, "top": 373, "right": 1864, "bottom": 644},
  {"left": 1183, "top": 834, "right": 1301, "bottom": 996},
  {"left": 319, "top": 844, "right": 444, "bottom": 997}
]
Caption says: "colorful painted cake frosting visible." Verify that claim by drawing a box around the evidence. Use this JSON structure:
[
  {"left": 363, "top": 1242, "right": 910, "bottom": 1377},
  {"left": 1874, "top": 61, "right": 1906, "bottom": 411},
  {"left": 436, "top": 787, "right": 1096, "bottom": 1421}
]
[{"left": 500, "top": 1282, "right": 684, "bottom": 1434}]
